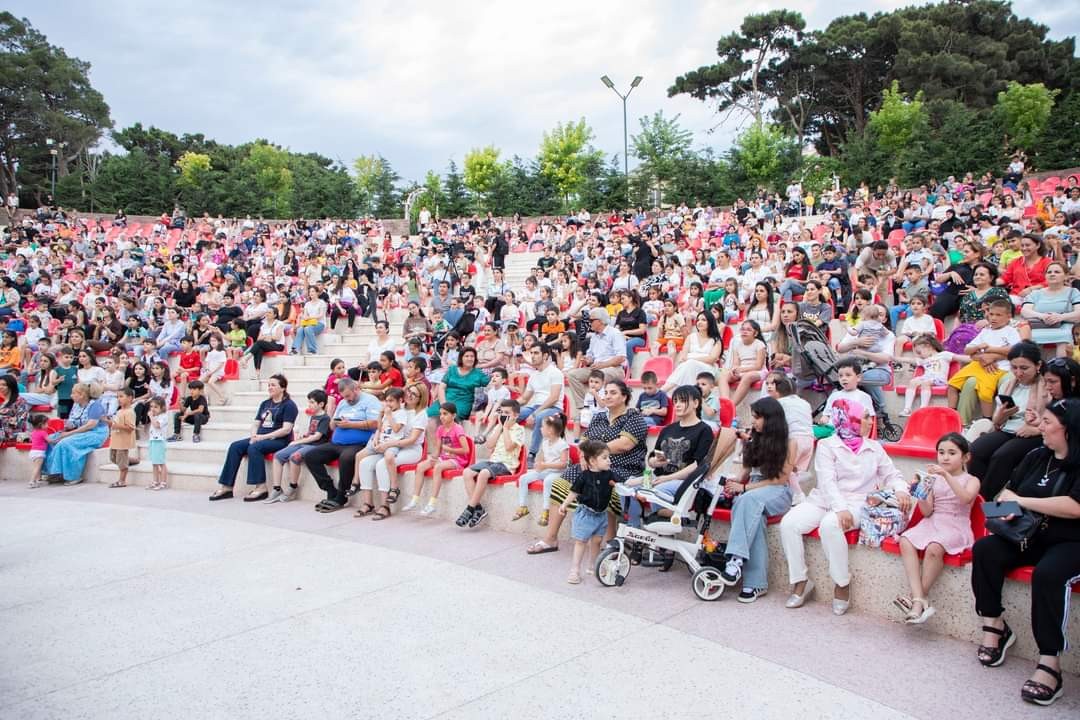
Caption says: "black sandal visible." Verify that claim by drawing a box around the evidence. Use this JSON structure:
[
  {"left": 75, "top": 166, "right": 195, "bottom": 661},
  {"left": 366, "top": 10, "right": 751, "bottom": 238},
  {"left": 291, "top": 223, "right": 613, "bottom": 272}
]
[
  {"left": 318, "top": 499, "right": 346, "bottom": 513},
  {"left": 387, "top": 487, "right": 401, "bottom": 504},
  {"left": 346, "top": 482, "right": 362, "bottom": 497},
  {"left": 371, "top": 505, "right": 391, "bottom": 521},
  {"left": 1022, "top": 664, "right": 1064, "bottom": 706},
  {"left": 977, "top": 622, "right": 1015, "bottom": 667},
  {"left": 354, "top": 503, "right": 375, "bottom": 518}
]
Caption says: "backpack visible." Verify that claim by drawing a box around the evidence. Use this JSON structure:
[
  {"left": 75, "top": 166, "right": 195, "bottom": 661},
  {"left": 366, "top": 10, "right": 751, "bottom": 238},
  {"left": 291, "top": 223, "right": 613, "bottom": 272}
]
[{"left": 791, "top": 319, "right": 839, "bottom": 385}]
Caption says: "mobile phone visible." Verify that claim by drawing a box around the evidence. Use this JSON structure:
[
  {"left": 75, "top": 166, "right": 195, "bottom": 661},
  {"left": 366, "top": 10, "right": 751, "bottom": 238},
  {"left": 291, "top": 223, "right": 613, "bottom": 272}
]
[
  {"left": 996, "top": 394, "right": 1016, "bottom": 408},
  {"left": 983, "top": 500, "right": 1022, "bottom": 518}
]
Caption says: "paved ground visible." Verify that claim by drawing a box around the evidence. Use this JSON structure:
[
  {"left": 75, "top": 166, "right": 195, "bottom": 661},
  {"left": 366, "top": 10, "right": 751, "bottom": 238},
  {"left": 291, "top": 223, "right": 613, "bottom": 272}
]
[{"left": 1, "top": 483, "right": 1076, "bottom": 720}]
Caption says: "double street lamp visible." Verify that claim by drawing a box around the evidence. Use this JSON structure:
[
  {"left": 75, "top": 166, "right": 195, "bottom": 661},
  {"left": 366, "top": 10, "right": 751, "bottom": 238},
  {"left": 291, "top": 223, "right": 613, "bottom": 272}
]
[{"left": 600, "top": 74, "right": 642, "bottom": 204}]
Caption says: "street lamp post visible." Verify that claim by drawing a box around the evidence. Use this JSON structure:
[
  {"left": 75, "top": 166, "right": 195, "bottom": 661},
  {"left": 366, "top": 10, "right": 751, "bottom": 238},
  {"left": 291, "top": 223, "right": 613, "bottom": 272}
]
[
  {"left": 46, "top": 138, "right": 57, "bottom": 201},
  {"left": 600, "top": 74, "right": 642, "bottom": 204}
]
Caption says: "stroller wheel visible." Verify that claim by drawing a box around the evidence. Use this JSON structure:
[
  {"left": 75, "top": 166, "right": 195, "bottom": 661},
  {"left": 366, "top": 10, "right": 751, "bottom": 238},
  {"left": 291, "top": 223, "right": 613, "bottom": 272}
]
[
  {"left": 879, "top": 416, "right": 903, "bottom": 443},
  {"left": 596, "top": 547, "right": 631, "bottom": 587},
  {"left": 691, "top": 567, "right": 725, "bottom": 601}
]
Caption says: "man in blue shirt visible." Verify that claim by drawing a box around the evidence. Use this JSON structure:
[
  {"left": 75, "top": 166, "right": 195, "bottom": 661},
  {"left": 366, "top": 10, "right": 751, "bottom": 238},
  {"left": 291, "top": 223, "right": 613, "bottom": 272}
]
[{"left": 304, "top": 377, "right": 382, "bottom": 512}]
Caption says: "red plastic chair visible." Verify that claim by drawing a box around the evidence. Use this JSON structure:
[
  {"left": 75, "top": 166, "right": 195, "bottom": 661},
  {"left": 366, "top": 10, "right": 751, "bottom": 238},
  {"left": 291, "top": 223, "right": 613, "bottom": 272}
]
[
  {"left": 881, "top": 497, "right": 984, "bottom": 565},
  {"left": 528, "top": 443, "right": 580, "bottom": 492},
  {"left": 1008, "top": 565, "right": 1080, "bottom": 593},
  {"left": 718, "top": 397, "right": 735, "bottom": 428},
  {"left": 713, "top": 507, "right": 785, "bottom": 524},
  {"left": 422, "top": 436, "right": 475, "bottom": 479},
  {"left": 886, "top": 229, "right": 907, "bottom": 248},
  {"left": 396, "top": 439, "right": 427, "bottom": 475},
  {"left": 884, "top": 407, "right": 962, "bottom": 458},
  {"left": 221, "top": 358, "right": 240, "bottom": 381},
  {"left": 490, "top": 444, "right": 529, "bottom": 486},
  {"left": 646, "top": 401, "right": 676, "bottom": 436},
  {"left": 627, "top": 355, "right": 674, "bottom": 387}
]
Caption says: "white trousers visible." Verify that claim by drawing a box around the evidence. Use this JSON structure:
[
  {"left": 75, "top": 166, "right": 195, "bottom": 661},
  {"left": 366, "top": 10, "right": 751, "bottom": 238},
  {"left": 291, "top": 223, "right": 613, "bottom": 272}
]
[
  {"left": 357, "top": 445, "right": 423, "bottom": 492},
  {"left": 779, "top": 501, "right": 861, "bottom": 587}
]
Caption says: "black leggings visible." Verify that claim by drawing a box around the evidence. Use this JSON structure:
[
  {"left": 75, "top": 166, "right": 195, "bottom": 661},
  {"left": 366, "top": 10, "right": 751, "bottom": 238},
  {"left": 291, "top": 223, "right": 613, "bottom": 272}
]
[
  {"left": 250, "top": 340, "right": 283, "bottom": 370},
  {"left": 969, "top": 431, "right": 1043, "bottom": 499},
  {"left": 330, "top": 305, "right": 355, "bottom": 329},
  {"left": 971, "top": 534, "right": 1080, "bottom": 655}
]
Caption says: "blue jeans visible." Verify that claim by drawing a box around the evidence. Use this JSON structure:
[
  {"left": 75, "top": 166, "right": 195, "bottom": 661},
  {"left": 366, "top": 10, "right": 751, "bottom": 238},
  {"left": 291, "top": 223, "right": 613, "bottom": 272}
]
[
  {"left": 292, "top": 322, "right": 325, "bottom": 354},
  {"left": 156, "top": 342, "right": 181, "bottom": 360},
  {"left": 519, "top": 404, "right": 561, "bottom": 455},
  {"left": 725, "top": 484, "right": 793, "bottom": 590},
  {"left": 625, "top": 479, "right": 682, "bottom": 528},
  {"left": 625, "top": 336, "right": 646, "bottom": 358},
  {"left": 859, "top": 366, "right": 893, "bottom": 415},
  {"left": 218, "top": 437, "right": 290, "bottom": 486},
  {"left": 779, "top": 279, "right": 806, "bottom": 302},
  {"left": 888, "top": 304, "right": 908, "bottom": 329},
  {"left": 901, "top": 220, "right": 926, "bottom": 234}
]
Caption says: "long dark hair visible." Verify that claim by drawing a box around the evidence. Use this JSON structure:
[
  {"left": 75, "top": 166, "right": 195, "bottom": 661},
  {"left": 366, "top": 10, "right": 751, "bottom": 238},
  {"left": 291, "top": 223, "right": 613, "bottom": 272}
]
[
  {"left": 1041, "top": 357, "right": 1080, "bottom": 400},
  {"left": 0, "top": 374, "right": 18, "bottom": 406},
  {"left": 741, "top": 397, "right": 789, "bottom": 481},
  {"left": 748, "top": 281, "right": 775, "bottom": 318},
  {"left": 671, "top": 384, "right": 703, "bottom": 419},
  {"left": 1046, "top": 398, "right": 1080, "bottom": 470},
  {"left": 697, "top": 310, "right": 721, "bottom": 342}
]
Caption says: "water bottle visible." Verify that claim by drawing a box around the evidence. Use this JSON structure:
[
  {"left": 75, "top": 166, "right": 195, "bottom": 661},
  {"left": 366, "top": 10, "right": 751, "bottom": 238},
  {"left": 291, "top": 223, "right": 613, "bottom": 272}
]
[{"left": 642, "top": 465, "right": 653, "bottom": 490}]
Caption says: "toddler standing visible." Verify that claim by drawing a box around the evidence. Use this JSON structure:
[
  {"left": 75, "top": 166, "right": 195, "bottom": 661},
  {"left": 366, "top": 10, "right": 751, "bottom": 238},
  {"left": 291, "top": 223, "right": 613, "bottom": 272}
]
[
  {"left": 25, "top": 414, "right": 49, "bottom": 488},
  {"left": 560, "top": 438, "right": 615, "bottom": 585},
  {"left": 146, "top": 397, "right": 169, "bottom": 490}
]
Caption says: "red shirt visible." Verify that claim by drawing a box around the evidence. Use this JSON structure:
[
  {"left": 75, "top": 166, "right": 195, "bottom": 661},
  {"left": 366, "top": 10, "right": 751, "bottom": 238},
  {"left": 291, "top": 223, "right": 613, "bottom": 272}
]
[
  {"left": 179, "top": 350, "right": 202, "bottom": 375},
  {"left": 1000, "top": 255, "right": 1050, "bottom": 296},
  {"left": 381, "top": 367, "right": 405, "bottom": 388}
]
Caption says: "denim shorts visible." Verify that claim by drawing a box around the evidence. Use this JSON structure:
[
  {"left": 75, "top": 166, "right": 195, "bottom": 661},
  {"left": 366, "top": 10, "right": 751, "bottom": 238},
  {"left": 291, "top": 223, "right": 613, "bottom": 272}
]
[
  {"left": 469, "top": 460, "right": 510, "bottom": 477},
  {"left": 571, "top": 505, "right": 608, "bottom": 541},
  {"left": 274, "top": 443, "right": 320, "bottom": 465}
]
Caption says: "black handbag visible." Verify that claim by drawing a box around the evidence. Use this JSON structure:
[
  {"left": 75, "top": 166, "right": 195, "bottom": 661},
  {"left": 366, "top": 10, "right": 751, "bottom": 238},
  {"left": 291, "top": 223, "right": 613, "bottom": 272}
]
[{"left": 985, "top": 470, "right": 1067, "bottom": 551}]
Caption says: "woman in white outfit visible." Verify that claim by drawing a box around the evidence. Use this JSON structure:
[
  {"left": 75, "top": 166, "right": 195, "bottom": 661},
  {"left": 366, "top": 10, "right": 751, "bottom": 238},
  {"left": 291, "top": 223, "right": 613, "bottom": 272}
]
[
  {"left": 779, "top": 398, "right": 912, "bottom": 614},
  {"left": 354, "top": 383, "right": 429, "bottom": 519},
  {"left": 660, "top": 310, "right": 724, "bottom": 393}
]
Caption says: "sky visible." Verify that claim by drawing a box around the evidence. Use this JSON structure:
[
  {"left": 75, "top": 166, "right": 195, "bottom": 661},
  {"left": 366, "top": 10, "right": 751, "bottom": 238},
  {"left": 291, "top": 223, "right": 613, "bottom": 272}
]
[{"left": 11, "top": 0, "right": 1079, "bottom": 183}]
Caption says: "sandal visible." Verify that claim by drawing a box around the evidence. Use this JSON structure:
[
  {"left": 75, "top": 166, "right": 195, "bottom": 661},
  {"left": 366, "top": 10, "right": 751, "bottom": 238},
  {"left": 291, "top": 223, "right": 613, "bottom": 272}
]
[
  {"left": 108, "top": 480, "right": 127, "bottom": 488},
  {"left": 512, "top": 506, "right": 530, "bottom": 521},
  {"left": 1021, "top": 664, "right": 1064, "bottom": 706},
  {"left": 354, "top": 503, "right": 376, "bottom": 518},
  {"left": 526, "top": 540, "right": 559, "bottom": 555},
  {"left": 977, "top": 621, "right": 1015, "bottom": 667},
  {"left": 371, "top": 505, "right": 391, "bottom": 521},
  {"left": 905, "top": 597, "right": 935, "bottom": 624},
  {"left": 893, "top": 595, "right": 913, "bottom": 614},
  {"left": 567, "top": 570, "right": 582, "bottom": 584},
  {"left": 346, "top": 482, "right": 362, "bottom": 497},
  {"left": 387, "top": 487, "right": 401, "bottom": 504}
]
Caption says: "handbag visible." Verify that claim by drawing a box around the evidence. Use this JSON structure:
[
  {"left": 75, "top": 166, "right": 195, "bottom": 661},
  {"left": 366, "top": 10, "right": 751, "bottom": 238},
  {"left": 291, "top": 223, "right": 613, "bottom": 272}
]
[{"left": 985, "top": 466, "right": 1067, "bottom": 551}]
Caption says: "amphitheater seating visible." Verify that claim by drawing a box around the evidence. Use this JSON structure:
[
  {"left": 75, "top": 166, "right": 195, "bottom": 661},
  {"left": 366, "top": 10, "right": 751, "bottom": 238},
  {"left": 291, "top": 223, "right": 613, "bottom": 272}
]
[{"left": 885, "top": 407, "right": 962, "bottom": 459}]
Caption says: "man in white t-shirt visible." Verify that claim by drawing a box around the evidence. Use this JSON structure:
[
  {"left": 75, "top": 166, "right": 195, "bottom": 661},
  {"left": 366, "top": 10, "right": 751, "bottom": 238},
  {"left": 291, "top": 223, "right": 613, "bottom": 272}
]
[{"left": 518, "top": 346, "right": 565, "bottom": 465}]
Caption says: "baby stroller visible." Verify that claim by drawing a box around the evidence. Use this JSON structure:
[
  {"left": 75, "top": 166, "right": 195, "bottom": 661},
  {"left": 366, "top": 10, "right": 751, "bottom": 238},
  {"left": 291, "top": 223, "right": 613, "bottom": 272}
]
[
  {"left": 595, "top": 469, "right": 730, "bottom": 601},
  {"left": 792, "top": 319, "right": 903, "bottom": 442}
]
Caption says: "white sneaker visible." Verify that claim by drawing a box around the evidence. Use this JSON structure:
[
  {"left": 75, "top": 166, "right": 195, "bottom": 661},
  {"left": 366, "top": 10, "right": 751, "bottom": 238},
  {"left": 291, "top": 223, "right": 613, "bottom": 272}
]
[
  {"left": 401, "top": 497, "right": 420, "bottom": 512},
  {"left": 264, "top": 489, "right": 285, "bottom": 504},
  {"left": 419, "top": 502, "right": 438, "bottom": 516},
  {"left": 280, "top": 488, "right": 297, "bottom": 502}
]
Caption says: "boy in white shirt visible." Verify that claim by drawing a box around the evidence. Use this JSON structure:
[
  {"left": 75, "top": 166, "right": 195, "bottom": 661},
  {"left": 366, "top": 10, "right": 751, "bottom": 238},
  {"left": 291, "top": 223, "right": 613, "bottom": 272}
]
[
  {"left": 820, "top": 358, "right": 874, "bottom": 424},
  {"left": 948, "top": 299, "right": 1021, "bottom": 419}
]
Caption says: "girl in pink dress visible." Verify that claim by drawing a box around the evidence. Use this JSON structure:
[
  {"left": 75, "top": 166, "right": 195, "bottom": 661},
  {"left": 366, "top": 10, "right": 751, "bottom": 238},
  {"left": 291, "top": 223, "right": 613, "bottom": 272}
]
[{"left": 896, "top": 432, "right": 980, "bottom": 624}]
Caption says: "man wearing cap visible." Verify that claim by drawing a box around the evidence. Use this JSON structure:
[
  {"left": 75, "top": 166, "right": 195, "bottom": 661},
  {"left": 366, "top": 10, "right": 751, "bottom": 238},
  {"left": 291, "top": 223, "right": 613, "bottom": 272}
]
[{"left": 566, "top": 307, "right": 626, "bottom": 418}]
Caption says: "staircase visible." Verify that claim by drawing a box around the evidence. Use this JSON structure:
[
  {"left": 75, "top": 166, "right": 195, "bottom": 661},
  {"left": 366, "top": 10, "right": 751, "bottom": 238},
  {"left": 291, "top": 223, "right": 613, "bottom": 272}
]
[{"left": 89, "top": 252, "right": 548, "bottom": 519}]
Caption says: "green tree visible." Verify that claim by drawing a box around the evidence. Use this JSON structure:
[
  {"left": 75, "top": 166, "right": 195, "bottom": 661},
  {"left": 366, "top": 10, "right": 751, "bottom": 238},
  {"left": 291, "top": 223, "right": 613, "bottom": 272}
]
[
  {"left": 442, "top": 160, "right": 469, "bottom": 218},
  {"left": 0, "top": 12, "right": 113, "bottom": 204},
  {"left": 631, "top": 111, "right": 693, "bottom": 207},
  {"left": 669, "top": 10, "right": 806, "bottom": 125},
  {"left": 538, "top": 119, "right": 604, "bottom": 209},
  {"left": 175, "top": 151, "right": 213, "bottom": 213},
  {"left": 244, "top": 142, "right": 293, "bottom": 217},
  {"left": 868, "top": 81, "right": 926, "bottom": 155},
  {"left": 352, "top": 154, "right": 383, "bottom": 216},
  {"left": 1035, "top": 91, "right": 1080, "bottom": 170},
  {"left": 728, "top": 123, "right": 799, "bottom": 192},
  {"left": 996, "top": 81, "right": 1058, "bottom": 152},
  {"left": 463, "top": 146, "right": 503, "bottom": 212}
]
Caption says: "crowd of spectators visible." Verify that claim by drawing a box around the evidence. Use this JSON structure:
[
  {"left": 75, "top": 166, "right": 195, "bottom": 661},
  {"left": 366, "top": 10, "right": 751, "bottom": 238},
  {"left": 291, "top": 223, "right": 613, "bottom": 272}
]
[{"left": 3, "top": 161, "right": 1080, "bottom": 706}]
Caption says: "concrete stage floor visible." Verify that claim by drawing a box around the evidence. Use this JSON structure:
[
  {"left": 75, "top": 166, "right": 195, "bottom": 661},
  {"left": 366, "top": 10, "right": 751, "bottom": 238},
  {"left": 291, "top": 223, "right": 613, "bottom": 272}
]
[{"left": 0, "top": 483, "right": 1076, "bottom": 719}]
